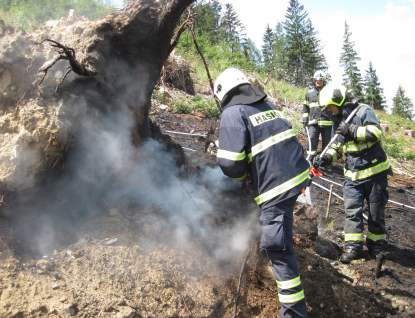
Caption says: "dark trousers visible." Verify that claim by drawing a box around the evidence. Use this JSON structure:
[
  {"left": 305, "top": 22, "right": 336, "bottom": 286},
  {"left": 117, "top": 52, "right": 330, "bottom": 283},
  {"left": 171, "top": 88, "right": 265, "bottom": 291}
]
[
  {"left": 343, "top": 176, "right": 389, "bottom": 250},
  {"left": 306, "top": 125, "right": 332, "bottom": 158},
  {"left": 259, "top": 196, "right": 308, "bottom": 318}
]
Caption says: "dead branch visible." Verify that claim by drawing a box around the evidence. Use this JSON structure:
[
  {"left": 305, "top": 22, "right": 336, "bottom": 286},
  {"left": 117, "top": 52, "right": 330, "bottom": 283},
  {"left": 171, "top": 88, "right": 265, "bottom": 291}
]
[
  {"left": 168, "top": 10, "right": 197, "bottom": 56},
  {"left": 166, "top": 7, "right": 222, "bottom": 114},
  {"left": 233, "top": 242, "right": 255, "bottom": 318},
  {"left": 137, "top": 204, "right": 164, "bottom": 213},
  {"left": 375, "top": 253, "right": 386, "bottom": 278},
  {"left": 36, "top": 39, "right": 96, "bottom": 90},
  {"left": 189, "top": 18, "right": 221, "bottom": 114},
  {"left": 336, "top": 271, "right": 354, "bottom": 283},
  {"left": 165, "top": 130, "right": 207, "bottom": 137}
]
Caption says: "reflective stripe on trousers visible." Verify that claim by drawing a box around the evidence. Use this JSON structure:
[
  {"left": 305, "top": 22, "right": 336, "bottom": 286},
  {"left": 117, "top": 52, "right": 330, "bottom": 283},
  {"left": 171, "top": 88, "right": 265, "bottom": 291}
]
[
  {"left": 261, "top": 196, "right": 308, "bottom": 318},
  {"left": 343, "top": 176, "right": 389, "bottom": 249}
]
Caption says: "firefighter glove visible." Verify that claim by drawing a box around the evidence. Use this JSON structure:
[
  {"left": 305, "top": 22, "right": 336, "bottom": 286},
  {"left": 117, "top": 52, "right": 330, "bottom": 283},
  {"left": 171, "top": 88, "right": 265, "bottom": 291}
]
[
  {"left": 313, "top": 153, "right": 332, "bottom": 168},
  {"left": 336, "top": 122, "right": 356, "bottom": 137},
  {"left": 302, "top": 118, "right": 308, "bottom": 128}
]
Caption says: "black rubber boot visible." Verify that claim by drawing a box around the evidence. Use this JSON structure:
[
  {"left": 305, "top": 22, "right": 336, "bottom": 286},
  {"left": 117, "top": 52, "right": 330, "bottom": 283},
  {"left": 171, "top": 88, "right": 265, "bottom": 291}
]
[{"left": 340, "top": 247, "right": 365, "bottom": 264}]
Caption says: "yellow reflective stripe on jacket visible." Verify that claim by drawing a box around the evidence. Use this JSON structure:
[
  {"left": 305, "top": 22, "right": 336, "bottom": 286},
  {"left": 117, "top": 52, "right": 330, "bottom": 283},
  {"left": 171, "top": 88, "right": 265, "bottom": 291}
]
[
  {"left": 302, "top": 113, "right": 309, "bottom": 119},
  {"left": 231, "top": 171, "right": 247, "bottom": 181},
  {"left": 356, "top": 125, "right": 381, "bottom": 143},
  {"left": 344, "top": 158, "right": 391, "bottom": 181},
  {"left": 278, "top": 290, "right": 305, "bottom": 304},
  {"left": 277, "top": 276, "right": 302, "bottom": 289},
  {"left": 251, "top": 129, "right": 296, "bottom": 157},
  {"left": 343, "top": 141, "right": 378, "bottom": 153},
  {"left": 217, "top": 149, "right": 246, "bottom": 161},
  {"left": 306, "top": 150, "right": 317, "bottom": 156},
  {"left": 309, "top": 102, "right": 320, "bottom": 108},
  {"left": 356, "top": 126, "right": 366, "bottom": 142},
  {"left": 317, "top": 120, "right": 333, "bottom": 126},
  {"left": 326, "top": 147, "right": 338, "bottom": 162},
  {"left": 345, "top": 233, "right": 363, "bottom": 242},
  {"left": 254, "top": 169, "right": 309, "bottom": 205},
  {"left": 367, "top": 125, "right": 381, "bottom": 139},
  {"left": 367, "top": 232, "right": 385, "bottom": 242}
]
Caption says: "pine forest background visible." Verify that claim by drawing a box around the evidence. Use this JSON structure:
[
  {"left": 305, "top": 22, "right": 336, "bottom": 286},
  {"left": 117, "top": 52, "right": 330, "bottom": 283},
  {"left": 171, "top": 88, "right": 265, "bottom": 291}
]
[{"left": 1, "top": 0, "right": 414, "bottom": 164}]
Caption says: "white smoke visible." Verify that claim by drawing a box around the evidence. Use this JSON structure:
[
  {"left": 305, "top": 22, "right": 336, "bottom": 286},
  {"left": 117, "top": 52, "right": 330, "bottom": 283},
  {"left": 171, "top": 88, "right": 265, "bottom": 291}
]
[{"left": 13, "top": 104, "right": 261, "bottom": 264}]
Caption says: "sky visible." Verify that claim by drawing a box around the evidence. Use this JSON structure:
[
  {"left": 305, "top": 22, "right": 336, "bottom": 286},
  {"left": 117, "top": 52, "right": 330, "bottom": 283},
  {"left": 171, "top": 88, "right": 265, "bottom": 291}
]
[{"left": 215, "top": 0, "right": 415, "bottom": 111}]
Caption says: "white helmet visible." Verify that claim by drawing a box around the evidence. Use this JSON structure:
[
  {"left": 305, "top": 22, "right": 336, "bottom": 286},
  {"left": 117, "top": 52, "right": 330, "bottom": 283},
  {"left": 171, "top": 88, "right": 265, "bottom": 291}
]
[
  {"left": 214, "top": 68, "right": 250, "bottom": 101},
  {"left": 313, "top": 70, "right": 327, "bottom": 84},
  {"left": 319, "top": 84, "right": 347, "bottom": 110}
]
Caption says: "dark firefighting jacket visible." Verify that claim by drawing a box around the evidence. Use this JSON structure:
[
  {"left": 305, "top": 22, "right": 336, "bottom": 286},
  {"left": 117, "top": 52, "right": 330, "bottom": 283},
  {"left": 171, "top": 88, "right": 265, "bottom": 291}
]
[
  {"left": 326, "top": 103, "right": 393, "bottom": 183},
  {"left": 302, "top": 85, "right": 333, "bottom": 127},
  {"left": 216, "top": 99, "right": 310, "bottom": 211}
]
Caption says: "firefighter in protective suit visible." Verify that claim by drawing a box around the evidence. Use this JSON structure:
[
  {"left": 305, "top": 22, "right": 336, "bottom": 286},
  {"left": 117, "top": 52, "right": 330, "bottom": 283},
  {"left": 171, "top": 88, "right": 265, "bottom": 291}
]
[
  {"left": 215, "top": 68, "right": 310, "bottom": 318},
  {"left": 302, "top": 71, "right": 333, "bottom": 165},
  {"left": 315, "top": 84, "right": 393, "bottom": 263}
]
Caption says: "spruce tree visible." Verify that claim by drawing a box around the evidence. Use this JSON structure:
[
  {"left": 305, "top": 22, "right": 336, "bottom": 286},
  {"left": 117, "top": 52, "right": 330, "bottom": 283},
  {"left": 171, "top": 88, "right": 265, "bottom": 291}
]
[
  {"left": 283, "top": 0, "right": 326, "bottom": 87},
  {"left": 363, "top": 62, "right": 386, "bottom": 110},
  {"left": 303, "top": 21, "right": 328, "bottom": 86},
  {"left": 273, "top": 22, "right": 287, "bottom": 80},
  {"left": 241, "top": 38, "right": 262, "bottom": 71},
  {"left": 262, "top": 24, "right": 275, "bottom": 74},
  {"left": 192, "top": 0, "right": 222, "bottom": 44},
  {"left": 392, "top": 86, "right": 414, "bottom": 120},
  {"left": 219, "top": 3, "right": 245, "bottom": 53},
  {"left": 339, "top": 21, "right": 363, "bottom": 98}
]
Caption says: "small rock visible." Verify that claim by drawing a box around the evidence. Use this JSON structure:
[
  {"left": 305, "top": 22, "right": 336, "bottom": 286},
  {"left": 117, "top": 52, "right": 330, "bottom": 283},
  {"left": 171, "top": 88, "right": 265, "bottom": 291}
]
[
  {"left": 104, "top": 238, "right": 118, "bottom": 246},
  {"left": 115, "top": 306, "right": 136, "bottom": 318},
  {"left": 73, "top": 250, "right": 83, "bottom": 258},
  {"left": 109, "top": 208, "right": 120, "bottom": 216},
  {"left": 32, "top": 130, "right": 40, "bottom": 143},
  {"left": 37, "top": 260, "right": 53, "bottom": 271}
]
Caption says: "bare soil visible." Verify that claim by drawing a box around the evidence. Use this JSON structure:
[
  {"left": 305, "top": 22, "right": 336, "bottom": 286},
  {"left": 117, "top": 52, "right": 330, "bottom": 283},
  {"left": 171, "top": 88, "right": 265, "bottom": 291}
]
[{"left": 1, "top": 102, "right": 415, "bottom": 318}]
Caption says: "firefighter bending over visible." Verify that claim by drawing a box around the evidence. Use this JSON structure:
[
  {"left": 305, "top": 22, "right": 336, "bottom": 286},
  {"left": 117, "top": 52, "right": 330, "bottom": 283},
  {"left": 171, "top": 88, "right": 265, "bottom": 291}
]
[
  {"left": 315, "top": 84, "right": 393, "bottom": 263},
  {"left": 215, "top": 68, "right": 310, "bottom": 318}
]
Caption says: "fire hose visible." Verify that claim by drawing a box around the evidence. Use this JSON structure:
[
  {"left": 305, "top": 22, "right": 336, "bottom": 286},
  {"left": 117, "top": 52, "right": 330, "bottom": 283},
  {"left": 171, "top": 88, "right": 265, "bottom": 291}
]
[{"left": 313, "top": 176, "right": 415, "bottom": 211}]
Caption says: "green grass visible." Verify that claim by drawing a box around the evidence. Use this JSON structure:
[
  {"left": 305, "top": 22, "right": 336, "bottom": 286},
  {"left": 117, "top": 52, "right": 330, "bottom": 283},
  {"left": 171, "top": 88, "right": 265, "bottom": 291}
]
[
  {"left": 166, "top": 46, "right": 415, "bottom": 165},
  {"left": 376, "top": 110, "right": 415, "bottom": 161}
]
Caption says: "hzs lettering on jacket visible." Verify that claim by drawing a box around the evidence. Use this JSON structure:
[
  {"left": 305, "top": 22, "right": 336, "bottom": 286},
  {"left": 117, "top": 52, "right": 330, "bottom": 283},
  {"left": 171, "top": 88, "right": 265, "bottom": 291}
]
[{"left": 250, "top": 110, "right": 284, "bottom": 127}]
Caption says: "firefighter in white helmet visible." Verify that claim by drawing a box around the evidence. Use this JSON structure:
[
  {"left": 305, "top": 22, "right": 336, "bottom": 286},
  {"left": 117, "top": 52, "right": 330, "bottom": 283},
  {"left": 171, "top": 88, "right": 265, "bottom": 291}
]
[
  {"left": 302, "top": 70, "right": 333, "bottom": 168},
  {"left": 215, "top": 67, "right": 309, "bottom": 318},
  {"left": 316, "top": 84, "right": 393, "bottom": 263}
]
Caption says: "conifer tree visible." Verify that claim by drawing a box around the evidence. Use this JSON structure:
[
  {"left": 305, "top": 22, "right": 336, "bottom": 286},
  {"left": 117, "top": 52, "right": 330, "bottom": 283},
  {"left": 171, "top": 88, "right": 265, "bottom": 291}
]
[
  {"left": 303, "top": 21, "right": 328, "bottom": 86},
  {"left": 262, "top": 24, "right": 275, "bottom": 74},
  {"left": 241, "top": 38, "right": 262, "bottom": 71},
  {"left": 392, "top": 85, "right": 414, "bottom": 120},
  {"left": 363, "top": 62, "right": 386, "bottom": 110},
  {"left": 192, "top": 0, "right": 222, "bottom": 44},
  {"left": 283, "top": 0, "right": 326, "bottom": 87},
  {"left": 273, "top": 22, "right": 287, "bottom": 80},
  {"left": 219, "top": 3, "right": 245, "bottom": 53},
  {"left": 339, "top": 21, "right": 363, "bottom": 98}
]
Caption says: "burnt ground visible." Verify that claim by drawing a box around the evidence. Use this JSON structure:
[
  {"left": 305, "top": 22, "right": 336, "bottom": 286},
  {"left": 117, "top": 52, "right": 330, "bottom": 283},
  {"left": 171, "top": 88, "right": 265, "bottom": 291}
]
[{"left": 1, "top": 102, "right": 415, "bottom": 318}]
